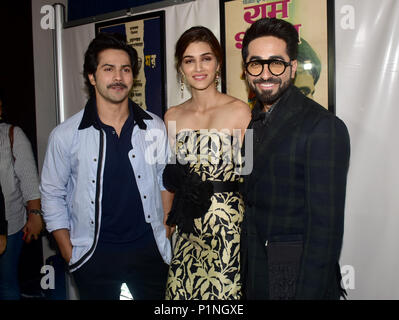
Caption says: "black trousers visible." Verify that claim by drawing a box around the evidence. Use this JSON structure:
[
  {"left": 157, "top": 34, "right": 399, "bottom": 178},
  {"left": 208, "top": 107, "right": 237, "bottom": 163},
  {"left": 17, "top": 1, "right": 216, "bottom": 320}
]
[{"left": 72, "top": 233, "right": 169, "bottom": 300}]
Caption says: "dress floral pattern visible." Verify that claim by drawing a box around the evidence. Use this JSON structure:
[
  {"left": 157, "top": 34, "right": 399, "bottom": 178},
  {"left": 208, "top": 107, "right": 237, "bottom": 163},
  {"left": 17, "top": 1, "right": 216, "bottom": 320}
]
[{"left": 165, "top": 129, "right": 244, "bottom": 300}]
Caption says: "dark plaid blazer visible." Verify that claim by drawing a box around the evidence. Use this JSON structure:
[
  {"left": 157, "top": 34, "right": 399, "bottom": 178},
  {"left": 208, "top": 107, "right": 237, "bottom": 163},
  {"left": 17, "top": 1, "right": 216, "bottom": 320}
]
[{"left": 240, "top": 85, "right": 350, "bottom": 300}]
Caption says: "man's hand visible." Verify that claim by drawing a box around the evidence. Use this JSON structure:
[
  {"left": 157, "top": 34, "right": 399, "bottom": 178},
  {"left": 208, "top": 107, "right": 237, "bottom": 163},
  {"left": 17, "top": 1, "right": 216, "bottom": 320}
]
[
  {"left": 52, "top": 229, "right": 73, "bottom": 264},
  {"left": 23, "top": 213, "right": 44, "bottom": 243},
  {"left": 0, "top": 235, "right": 6, "bottom": 255}
]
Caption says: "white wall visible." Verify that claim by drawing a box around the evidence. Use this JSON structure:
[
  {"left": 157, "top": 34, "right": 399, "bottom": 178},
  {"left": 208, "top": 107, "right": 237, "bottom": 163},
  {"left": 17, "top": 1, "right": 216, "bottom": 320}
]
[
  {"left": 32, "top": 0, "right": 67, "bottom": 171},
  {"left": 335, "top": 0, "right": 399, "bottom": 299},
  {"left": 31, "top": 0, "right": 77, "bottom": 299}
]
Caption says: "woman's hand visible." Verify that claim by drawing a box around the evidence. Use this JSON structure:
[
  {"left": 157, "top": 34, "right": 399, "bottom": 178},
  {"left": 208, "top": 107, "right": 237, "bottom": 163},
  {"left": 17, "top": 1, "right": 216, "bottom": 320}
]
[{"left": 23, "top": 212, "right": 44, "bottom": 243}]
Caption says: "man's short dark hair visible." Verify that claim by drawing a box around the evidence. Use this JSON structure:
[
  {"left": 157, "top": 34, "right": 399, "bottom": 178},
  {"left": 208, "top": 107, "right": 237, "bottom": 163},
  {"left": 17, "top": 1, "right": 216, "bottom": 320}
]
[
  {"left": 83, "top": 33, "right": 138, "bottom": 97},
  {"left": 241, "top": 18, "right": 299, "bottom": 63}
]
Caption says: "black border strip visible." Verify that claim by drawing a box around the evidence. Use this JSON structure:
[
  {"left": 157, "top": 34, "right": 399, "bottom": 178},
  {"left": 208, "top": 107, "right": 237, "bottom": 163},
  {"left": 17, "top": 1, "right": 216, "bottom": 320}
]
[
  {"left": 327, "top": 0, "right": 336, "bottom": 114},
  {"left": 64, "top": 0, "right": 195, "bottom": 29},
  {"left": 219, "top": 0, "right": 231, "bottom": 94}
]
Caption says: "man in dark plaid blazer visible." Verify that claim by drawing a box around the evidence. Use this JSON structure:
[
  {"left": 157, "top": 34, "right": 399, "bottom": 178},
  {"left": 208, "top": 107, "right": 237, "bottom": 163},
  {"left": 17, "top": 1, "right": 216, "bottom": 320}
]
[{"left": 240, "top": 18, "right": 350, "bottom": 299}]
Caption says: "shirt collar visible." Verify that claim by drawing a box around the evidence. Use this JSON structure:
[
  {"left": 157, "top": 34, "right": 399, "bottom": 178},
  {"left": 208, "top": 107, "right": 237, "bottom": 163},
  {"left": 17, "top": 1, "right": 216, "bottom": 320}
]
[
  {"left": 78, "top": 97, "right": 153, "bottom": 131},
  {"left": 251, "top": 99, "right": 278, "bottom": 124}
]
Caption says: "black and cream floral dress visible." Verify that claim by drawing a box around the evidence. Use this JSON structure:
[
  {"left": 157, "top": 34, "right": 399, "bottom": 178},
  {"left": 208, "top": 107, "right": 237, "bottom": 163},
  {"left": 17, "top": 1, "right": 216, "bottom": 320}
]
[{"left": 164, "top": 129, "right": 244, "bottom": 300}]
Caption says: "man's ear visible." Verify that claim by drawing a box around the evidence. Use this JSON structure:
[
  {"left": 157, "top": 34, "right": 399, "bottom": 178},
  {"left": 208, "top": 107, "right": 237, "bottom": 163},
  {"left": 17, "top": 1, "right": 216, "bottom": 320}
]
[
  {"left": 291, "top": 60, "right": 298, "bottom": 79},
  {"left": 88, "top": 73, "right": 96, "bottom": 86}
]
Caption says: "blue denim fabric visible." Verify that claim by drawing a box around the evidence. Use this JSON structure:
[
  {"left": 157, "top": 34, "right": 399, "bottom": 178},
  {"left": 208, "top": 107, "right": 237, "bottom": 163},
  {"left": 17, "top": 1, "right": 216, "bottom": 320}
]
[{"left": 0, "top": 230, "right": 24, "bottom": 300}]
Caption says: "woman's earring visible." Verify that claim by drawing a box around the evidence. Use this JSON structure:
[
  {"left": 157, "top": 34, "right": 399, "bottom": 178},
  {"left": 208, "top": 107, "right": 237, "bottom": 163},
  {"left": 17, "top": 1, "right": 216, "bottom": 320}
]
[
  {"left": 180, "top": 74, "right": 185, "bottom": 99},
  {"left": 215, "top": 71, "right": 220, "bottom": 88}
]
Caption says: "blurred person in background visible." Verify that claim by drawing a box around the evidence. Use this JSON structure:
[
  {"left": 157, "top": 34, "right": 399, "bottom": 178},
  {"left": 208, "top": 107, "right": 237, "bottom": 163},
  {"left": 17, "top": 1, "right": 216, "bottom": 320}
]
[{"left": 0, "top": 90, "right": 43, "bottom": 300}]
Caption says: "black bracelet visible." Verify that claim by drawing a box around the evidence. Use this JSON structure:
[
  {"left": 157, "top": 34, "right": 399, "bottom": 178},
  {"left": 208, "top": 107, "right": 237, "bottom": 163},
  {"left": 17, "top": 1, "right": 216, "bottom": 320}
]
[{"left": 28, "top": 209, "right": 43, "bottom": 216}]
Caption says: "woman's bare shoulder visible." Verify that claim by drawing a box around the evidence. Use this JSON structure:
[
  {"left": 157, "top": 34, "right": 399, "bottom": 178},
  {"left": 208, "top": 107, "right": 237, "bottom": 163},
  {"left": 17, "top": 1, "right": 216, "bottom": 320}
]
[
  {"left": 220, "top": 94, "right": 251, "bottom": 115},
  {"left": 217, "top": 95, "right": 251, "bottom": 131},
  {"left": 164, "top": 104, "right": 184, "bottom": 122}
]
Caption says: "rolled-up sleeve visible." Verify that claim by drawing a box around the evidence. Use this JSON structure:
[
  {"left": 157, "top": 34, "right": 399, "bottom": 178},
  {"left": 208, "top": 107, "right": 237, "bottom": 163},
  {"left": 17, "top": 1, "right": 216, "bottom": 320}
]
[{"left": 40, "top": 128, "right": 72, "bottom": 232}]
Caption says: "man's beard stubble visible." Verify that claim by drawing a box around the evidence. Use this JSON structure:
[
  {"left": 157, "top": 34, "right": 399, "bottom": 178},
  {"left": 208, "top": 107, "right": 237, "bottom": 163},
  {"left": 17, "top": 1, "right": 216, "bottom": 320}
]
[{"left": 250, "top": 77, "right": 293, "bottom": 106}]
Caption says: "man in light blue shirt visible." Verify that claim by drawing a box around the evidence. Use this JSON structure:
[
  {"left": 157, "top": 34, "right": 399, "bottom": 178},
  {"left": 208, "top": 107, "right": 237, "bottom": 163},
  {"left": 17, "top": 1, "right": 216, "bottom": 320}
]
[{"left": 40, "top": 33, "right": 172, "bottom": 300}]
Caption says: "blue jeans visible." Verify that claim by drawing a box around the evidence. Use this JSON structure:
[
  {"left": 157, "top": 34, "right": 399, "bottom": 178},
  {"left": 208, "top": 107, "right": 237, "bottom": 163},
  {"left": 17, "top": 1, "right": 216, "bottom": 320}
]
[{"left": 0, "top": 230, "right": 24, "bottom": 300}]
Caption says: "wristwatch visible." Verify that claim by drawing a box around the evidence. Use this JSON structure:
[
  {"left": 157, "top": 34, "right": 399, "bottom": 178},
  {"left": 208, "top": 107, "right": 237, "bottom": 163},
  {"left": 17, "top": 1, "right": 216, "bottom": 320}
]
[{"left": 28, "top": 209, "right": 43, "bottom": 216}]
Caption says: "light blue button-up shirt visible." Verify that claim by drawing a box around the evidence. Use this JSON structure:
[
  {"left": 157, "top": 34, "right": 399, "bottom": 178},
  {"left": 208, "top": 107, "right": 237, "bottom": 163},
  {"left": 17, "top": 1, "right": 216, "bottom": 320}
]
[{"left": 40, "top": 99, "right": 171, "bottom": 271}]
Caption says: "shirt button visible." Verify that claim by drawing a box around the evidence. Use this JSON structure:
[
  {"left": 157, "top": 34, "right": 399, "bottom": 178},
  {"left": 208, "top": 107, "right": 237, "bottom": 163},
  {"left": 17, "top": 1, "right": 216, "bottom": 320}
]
[
  {"left": 147, "top": 215, "right": 150, "bottom": 219},
  {"left": 91, "top": 201, "right": 94, "bottom": 204},
  {"left": 93, "top": 158, "right": 97, "bottom": 162},
  {"left": 143, "top": 195, "right": 147, "bottom": 199},
  {"left": 90, "top": 220, "right": 94, "bottom": 225},
  {"left": 92, "top": 180, "right": 95, "bottom": 183},
  {"left": 138, "top": 175, "right": 141, "bottom": 179},
  {"left": 132, "top": 155, "right": 136, "bottom": 158}
]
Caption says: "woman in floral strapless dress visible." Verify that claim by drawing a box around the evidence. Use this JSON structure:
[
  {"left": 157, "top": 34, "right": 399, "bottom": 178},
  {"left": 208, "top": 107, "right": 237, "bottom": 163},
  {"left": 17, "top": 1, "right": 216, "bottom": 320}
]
[{"left": 162, "top": 26, "right": 251, "bottom": 300}]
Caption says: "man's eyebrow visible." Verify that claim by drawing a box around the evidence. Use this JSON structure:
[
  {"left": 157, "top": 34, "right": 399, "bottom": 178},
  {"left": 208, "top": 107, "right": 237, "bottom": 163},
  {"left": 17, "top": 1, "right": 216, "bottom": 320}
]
[
  {"left": 248, "top": 55, "right": 263, "bottom": 61},
  {"left": 269, "top": 55, "right": 286, "bottom": 60},
  {"left": 100, "top": 64, "right": 132, "bottom": 68},
  {"left": 248, "top": 55, "right": 286, "bottom": 61}
]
